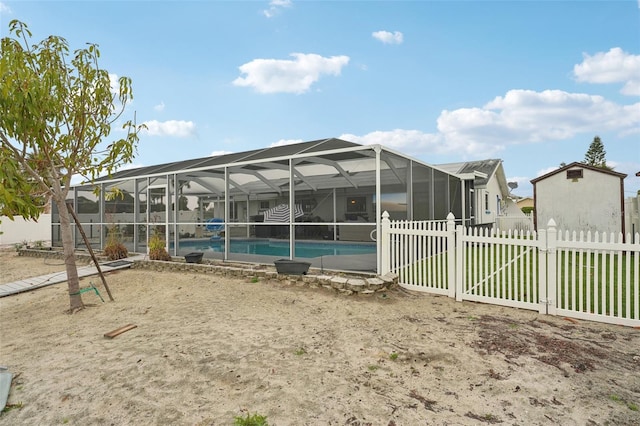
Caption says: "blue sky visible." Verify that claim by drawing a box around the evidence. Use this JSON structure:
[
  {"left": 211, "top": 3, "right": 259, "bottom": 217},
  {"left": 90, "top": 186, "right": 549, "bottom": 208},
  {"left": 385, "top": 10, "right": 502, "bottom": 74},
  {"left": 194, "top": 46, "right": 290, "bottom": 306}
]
[{"left": 2, "top": 0, "right": 639, "bottom": 197}]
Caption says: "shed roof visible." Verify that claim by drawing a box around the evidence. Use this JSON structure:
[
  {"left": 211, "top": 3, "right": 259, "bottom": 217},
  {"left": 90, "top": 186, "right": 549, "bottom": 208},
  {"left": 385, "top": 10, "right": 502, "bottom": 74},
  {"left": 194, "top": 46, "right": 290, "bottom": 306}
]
[{"left": 530, "top": 162, "right": 627, "bottom": 184}]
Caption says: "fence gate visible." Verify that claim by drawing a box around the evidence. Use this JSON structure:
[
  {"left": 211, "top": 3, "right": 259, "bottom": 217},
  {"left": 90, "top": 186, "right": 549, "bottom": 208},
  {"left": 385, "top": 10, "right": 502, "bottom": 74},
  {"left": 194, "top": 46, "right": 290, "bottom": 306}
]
[
  {"left": 381, "top": 213, "right": 640, "bottom": 327},
  {"left": 383, "top": 213, "right": 455, "bottom": 297},
  {"left": 455, "top": 226, "right": 544, "bottom": 313}
]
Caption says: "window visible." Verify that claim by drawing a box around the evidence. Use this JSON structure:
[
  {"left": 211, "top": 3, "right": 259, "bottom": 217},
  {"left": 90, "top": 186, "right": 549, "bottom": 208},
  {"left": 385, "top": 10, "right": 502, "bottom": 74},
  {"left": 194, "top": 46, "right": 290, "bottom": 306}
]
[
  {"left": 566, "top": 169, "right": 583, "bottom": 179},
  {"left": 347, "top": 196, "right": 366, "bottom": 213},
  {"left": 485, "top": 192, "right": 489, "bottom": 211}
]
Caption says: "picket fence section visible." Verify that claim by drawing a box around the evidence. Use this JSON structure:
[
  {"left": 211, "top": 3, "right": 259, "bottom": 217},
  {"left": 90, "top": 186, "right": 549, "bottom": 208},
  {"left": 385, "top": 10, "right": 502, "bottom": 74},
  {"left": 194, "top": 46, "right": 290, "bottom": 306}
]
[
  {"left": 380, "top": 212, "right": 640, "bottom": 327},
  {"left": 455, "top": 225, "right": 542, "bottom": 313},
  {"left": 552, "top": 229, "right": 639, "bottom": 326},
  {"left": 383, "top": 219, "right": 455, "bottom": 298}
]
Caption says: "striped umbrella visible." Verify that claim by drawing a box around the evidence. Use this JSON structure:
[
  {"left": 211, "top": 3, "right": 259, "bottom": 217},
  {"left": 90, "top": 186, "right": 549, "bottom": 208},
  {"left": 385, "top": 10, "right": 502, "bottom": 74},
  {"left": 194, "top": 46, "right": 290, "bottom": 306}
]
[{"left": 263, "top": 203, "right": 304, "bottom": 223}]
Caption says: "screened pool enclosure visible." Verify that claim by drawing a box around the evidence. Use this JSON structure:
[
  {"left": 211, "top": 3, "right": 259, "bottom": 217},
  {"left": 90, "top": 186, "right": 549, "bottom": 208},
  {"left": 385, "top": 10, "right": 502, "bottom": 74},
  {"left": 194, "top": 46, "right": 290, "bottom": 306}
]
[{"left": 52, "top": 138, "right": 476, "bottom": 273}]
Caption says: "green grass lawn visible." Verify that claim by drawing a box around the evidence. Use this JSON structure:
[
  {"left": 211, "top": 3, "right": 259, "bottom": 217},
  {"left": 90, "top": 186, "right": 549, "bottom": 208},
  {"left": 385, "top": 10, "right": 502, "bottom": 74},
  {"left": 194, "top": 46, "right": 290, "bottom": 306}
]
[
  {"left": 556, "top": 251, "right": 638, "bottom": 319},
  {"left": 396, "top": 241, "right": 638, "bottom": 320}
]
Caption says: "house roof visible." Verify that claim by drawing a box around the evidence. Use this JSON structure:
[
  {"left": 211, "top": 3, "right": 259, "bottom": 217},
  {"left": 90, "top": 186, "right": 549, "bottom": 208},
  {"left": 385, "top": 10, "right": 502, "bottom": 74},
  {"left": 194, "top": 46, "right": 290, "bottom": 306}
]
[
  {"left": 436, "top": 159, "right": 510, "bottom": 196},
  {"left": 516, "top": 196, "right": 533, "bottom": 203},
  {"left": 530, "top": 162, "right": 627, "bottom": 184}
]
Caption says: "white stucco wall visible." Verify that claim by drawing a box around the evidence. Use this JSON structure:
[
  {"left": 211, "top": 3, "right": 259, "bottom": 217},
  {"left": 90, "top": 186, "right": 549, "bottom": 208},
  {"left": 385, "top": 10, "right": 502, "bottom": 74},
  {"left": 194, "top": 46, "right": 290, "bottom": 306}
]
[
  {"left": 475, "top": 176, "right": 504, "bottom": 225},
  {"left": 0, "top": 214, "right": 52, "bottom": 246},
  {"left": 535, "top": 167, "right": 622, "bottom": 234},
  {"left": 625, "top": 196, "right": 640, "bottom": 239}
]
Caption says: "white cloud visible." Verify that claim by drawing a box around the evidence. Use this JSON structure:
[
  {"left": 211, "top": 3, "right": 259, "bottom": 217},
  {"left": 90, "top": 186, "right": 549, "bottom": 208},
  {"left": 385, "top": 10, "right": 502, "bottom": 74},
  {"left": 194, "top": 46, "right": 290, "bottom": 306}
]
[
  {"left": 504, "top": 176, "right": 531, "bottom": 190},
  {"left": 154, "top": 101, "right": 165, "bottom": 112},
  {"left": 573, "top": 47, "right": 640, "bottom": 96},
  {"left": 70, "top": 174, "right": 85, "bottom": 186},
  {"left": 372, "top": 30, "right": 404, "bottom": 45},
  {"left": 142, "top": 120, "right": 196, "bottom": 138},
  {"left": 233, "top": 53, "right": 350, "bottom": 94},
  {"left": 108, "top": 73, "right": 119, "bottom": 95},
  {"left": 340, "top": 130, "right": 445, "bottom": 155},
  {"left": 340, "top": 89, "right": 638, "bottom": 160},
  {"left": 0, "top": 2, "right": 11, "bottom": 13},
  {"left": 210, "top": 150, "right": 234, "bottom": 157},
  {"left": 438, "top": 89, "right": 639, "bottom": 154},
  {"left": 270, "top": 139, "right": 304, "bottom": 147},
  {"left": 263, "top": 0, "right": 292, "bottom": 18},
  {"left": 536, "top": 166, "right": 560, "bottom": 177},
  {"left": 107, "top": 73, "right": 134, "bottom": 115}
]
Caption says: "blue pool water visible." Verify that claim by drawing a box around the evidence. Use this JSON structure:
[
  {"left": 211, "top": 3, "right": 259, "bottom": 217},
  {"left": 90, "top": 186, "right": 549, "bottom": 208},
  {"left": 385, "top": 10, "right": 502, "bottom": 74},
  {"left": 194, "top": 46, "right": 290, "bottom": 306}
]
[{"left": 179, "top": 239, "right": 376, "bottom": 258}]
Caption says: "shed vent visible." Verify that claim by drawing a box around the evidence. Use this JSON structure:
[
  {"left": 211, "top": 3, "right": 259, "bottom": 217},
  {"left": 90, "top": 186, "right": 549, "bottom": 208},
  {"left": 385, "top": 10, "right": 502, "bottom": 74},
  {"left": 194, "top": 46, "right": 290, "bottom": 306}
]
[{"left": 566, "top": 169, "right": 583, "bottom": 180}]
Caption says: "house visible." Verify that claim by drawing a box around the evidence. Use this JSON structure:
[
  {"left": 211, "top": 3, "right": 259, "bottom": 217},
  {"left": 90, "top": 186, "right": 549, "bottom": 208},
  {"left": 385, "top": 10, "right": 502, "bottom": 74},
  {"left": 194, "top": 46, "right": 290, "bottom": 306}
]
[
  {"left": 530, "top": 162, "right": 627, "bottom": 235},
  {"left": 436, "top": 159, "right": 511, "bottom": 227},
  {"left": 625, "top": 171, "right": 640, "bottom": 238},
  {"left": 516, "top": 197, "right": 534, "bottom": 211},
  {"left": 54, "top": 138, "right": 485, "bottom": 273}
]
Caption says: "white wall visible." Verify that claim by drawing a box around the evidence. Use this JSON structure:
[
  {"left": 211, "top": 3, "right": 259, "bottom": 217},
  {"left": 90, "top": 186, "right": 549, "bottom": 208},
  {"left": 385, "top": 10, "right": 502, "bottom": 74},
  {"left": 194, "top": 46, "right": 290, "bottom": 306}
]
[
  {"left": 0, "top": 214, "right": 52, "bottom": 246},
  {"left": 475, "top": 176, "right": 504, "bottom": 225},
  {"left": 625, "top": 196, "right": 640, "bottom": 240},
  {"left": 535, "top": 168, "right": 622, "bottom": 234}
]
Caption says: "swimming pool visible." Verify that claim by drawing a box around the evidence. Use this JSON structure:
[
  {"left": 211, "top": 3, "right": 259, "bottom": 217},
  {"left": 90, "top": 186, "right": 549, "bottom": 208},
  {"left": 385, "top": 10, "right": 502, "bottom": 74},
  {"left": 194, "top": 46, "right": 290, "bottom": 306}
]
[{"left": 178, "top": 239, "right": 376, "bottom": 258}]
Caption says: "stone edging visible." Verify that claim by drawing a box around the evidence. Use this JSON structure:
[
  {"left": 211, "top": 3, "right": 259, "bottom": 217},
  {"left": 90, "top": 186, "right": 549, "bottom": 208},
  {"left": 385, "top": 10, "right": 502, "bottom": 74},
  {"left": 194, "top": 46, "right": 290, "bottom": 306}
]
[
  {"left": 17, "top": 249, "right": 398, "bottom": 295},
  {"left": 132, "top": 260, "right": 398, "bottom": 295},
  {"left": 18, "top": 248, "right": 94, "bottom": 264}
]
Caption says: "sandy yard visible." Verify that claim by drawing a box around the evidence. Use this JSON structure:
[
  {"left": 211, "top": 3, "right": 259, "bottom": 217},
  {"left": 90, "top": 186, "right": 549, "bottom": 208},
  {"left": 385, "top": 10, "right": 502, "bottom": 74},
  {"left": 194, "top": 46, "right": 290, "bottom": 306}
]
[{"left": 0, "top": 249, "right": 639, "bottom": 425}]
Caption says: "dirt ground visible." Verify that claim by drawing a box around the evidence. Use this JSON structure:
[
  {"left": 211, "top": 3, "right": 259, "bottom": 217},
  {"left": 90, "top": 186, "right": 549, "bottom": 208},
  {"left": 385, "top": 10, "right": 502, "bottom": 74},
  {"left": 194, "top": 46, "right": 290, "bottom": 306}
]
[{"left": 1, "top": 249, "right": 639, "bottom": 425}]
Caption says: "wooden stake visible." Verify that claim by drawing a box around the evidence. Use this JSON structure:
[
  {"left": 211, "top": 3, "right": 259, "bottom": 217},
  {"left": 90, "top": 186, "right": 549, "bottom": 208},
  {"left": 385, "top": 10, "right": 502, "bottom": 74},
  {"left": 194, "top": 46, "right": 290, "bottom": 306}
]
[
  {"left": 104, "top": 324, "right": 137, "bottom": 339},
  {"left": 66, "top": 203, "right": 115, "bottom": 302}
]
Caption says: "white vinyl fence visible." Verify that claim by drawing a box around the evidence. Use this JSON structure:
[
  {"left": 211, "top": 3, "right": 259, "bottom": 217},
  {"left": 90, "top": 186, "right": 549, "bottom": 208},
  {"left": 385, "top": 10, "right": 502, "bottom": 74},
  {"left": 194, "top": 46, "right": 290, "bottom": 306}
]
[
  {"left": 494, "top": 213, "right": 534, "bottom": 233},
  {"left": 381, "top": 212, "right": 640, "bottom": 327}
]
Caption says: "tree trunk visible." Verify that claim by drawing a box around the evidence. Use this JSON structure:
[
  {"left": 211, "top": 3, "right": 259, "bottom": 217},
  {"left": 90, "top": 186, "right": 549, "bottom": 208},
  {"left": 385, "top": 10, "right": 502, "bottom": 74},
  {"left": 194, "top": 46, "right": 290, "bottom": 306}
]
[{"left": 53, "top": 195, "right": 84, "bottom": 312}]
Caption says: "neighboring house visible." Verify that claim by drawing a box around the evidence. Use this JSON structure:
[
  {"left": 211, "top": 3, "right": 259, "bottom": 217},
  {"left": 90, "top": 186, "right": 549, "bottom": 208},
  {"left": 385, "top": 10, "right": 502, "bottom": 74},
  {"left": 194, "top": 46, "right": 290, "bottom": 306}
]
[
  {"left": 625, "top": 195, "right": 640, "bottom": 239},
  {"left": 530, "top": 162, "right": 627, "bottom": 235},
  {"left": 516, "top": 197, "right": 534, "bottom": 210},
  {"left": 0, "top": 214, "right": 52, "bottom": 246},
  {"left": 436, "top": 159, "right": 510, "bottom": 226},
  {"left": 0, "top": 198, "right": 53, "bottom": 246},
  {"left": 625, "top": 171, "right": 640, "bottom": 238}
]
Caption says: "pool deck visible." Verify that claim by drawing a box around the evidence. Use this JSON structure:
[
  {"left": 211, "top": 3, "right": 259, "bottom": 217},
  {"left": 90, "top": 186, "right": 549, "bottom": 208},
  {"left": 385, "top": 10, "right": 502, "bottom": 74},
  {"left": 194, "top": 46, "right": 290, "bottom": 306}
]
[
  {"left": 182, "top": 251, "right": 378, "bottom": 274},
  {"left": 305, "top": 253, "right": 377, "bottom": 273}
]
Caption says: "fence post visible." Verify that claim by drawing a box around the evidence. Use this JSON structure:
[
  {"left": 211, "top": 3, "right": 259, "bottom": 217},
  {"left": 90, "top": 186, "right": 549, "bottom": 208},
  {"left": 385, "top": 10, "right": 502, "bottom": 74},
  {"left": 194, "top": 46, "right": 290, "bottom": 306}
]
[
  {"left": 538, "top": 227, "right": 548, "bottom": 314},
  {"left": 446, "top": 213, "right": 456, "bottom": 298},
  {"left": 381, "top": 211, "right": 390, "bottom": 275},
  {"left": 546, "top": 219, "right": 557, "bottom": 315},
  {"left": 455, "top": 223, "right": 464, "bottom": 302}
]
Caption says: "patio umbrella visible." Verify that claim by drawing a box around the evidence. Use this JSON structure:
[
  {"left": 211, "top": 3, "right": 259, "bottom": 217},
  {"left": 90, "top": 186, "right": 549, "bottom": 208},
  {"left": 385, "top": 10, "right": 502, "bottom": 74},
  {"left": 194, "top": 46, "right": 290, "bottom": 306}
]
[{"left": 263, "top": 203, "right": 304, "bottom": 223}]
